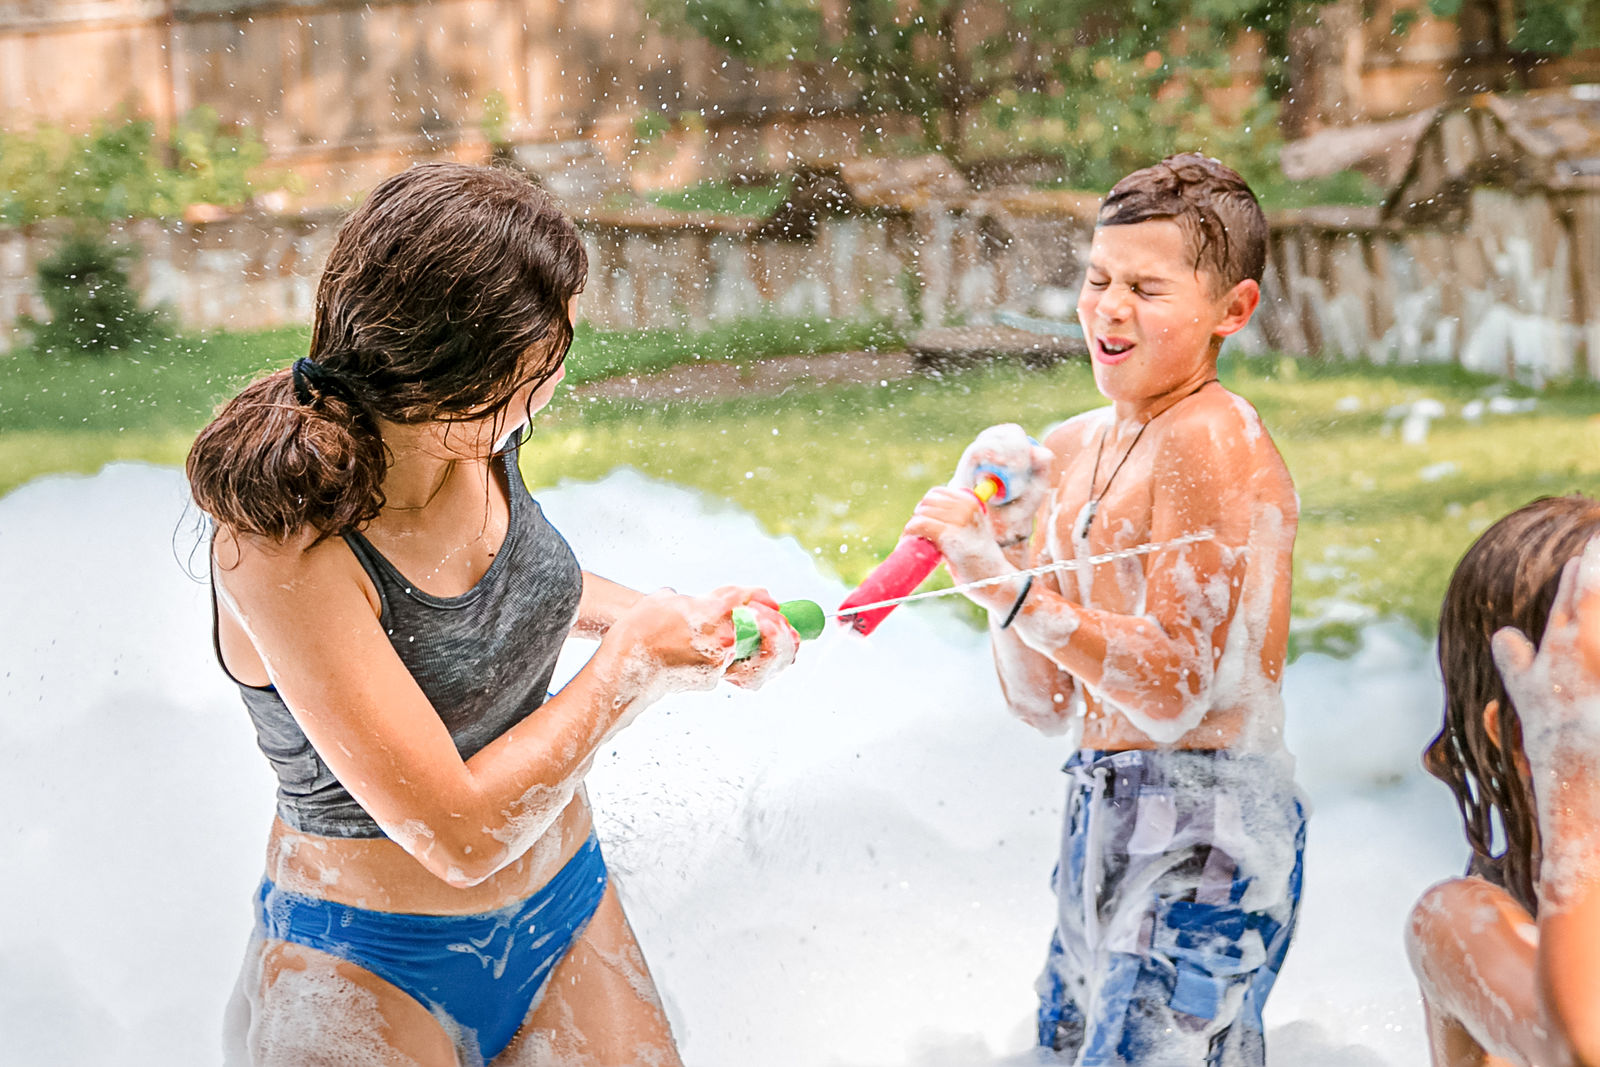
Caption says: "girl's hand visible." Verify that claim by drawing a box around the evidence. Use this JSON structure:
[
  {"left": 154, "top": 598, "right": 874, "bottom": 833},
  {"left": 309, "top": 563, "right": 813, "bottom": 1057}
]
[
  {"left": 606, "top": 588, "right": 743, "bottom": 696},
  {"left": 1492, "top": 535, "right": 1600, "bottom": 750},
  {"left": 950, "top": 423, "right": 1054, "bottom": 546},
  {"left": 1492, "top": 535, "right": 1600, "bottom": 902},
  {"left": 716, "top": 591, "right": 800, "bottom": 691},
  {"left": 904, "top": 485, "right": 1006, "bottom": 586},
  {"left": 605, "top": 586, "right": 797, "bottom": 697}
]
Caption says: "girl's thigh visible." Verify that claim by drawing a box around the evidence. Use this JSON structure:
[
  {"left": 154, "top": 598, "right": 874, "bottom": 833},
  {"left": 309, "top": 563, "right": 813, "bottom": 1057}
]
[
  {"left": 230, "top": 936, "right": 460, "bottom": 1067},
  {"left": 497, "top": 883, "right": 683, "bottom": 1067}
]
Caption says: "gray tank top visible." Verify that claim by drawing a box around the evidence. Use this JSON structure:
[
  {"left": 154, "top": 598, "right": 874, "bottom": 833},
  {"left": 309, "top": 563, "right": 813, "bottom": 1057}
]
[{"left": 222, "top": 445, "right": 584, "bottom": 838}]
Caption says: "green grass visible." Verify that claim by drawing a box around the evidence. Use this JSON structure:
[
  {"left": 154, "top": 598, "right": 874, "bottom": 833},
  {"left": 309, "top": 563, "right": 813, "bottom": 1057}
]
[
  {"left": 6, "top": 328, "right": 1598, "bottom": 658},
  {"left": 0, "top": 314, "right": 905, "bottom": 490},
  {"left": 0, "top": 326, "right": 309, "bottom": 434},
  {"left": 645, "top": 180, "right": 791, "bottom": 217},
  {"left": 562, "top": 316, "right": 904, "bottom": 385}
]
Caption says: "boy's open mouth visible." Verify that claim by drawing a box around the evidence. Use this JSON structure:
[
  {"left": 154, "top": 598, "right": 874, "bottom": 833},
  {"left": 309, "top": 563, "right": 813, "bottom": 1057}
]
[{"left": 1094, "top": 336, "right": 1137, "bottom": 364}]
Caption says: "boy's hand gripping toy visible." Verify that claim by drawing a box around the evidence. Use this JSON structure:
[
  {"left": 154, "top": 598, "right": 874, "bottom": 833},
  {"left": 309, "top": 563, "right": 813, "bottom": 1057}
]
[{"left": 836, "top": 461, "right": 1026, "bottom": 636}]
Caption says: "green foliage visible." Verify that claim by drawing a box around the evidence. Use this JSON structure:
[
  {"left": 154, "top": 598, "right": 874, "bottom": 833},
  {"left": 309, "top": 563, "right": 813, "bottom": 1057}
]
[
  {"left": 0, "top": 107, "right": 283, "bottom": 227},
  {"left": 1508, "top": 1, "right": 1585, "bottom": 54},
  {"left": 19, "top": 232, "right": 169, "bottom": 356},
  {"left": 656, "top": 0, "right": 1340, "bottom": 161},
  {"left": 1247, "top": 168, "right": 1382, "bottom": 211},
  {"left": 658, "top": 0, "right": 1083, "bottom": 154},
  {"left": 633, "top": 111, "right": 673, "bottom": 145},
  {"left": 674, "top": 0, "right": 821, "bottom": 66},
  {"left": 985, "top": 55, "right": 1294, "bottom": 197},
  {"left": 1428, "top": 0, "right": 1598, "bottom": 55}
]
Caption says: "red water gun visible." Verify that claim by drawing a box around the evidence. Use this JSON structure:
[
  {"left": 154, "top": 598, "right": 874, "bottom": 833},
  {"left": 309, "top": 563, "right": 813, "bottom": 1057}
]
[{"left": 836, "top": 462, "right": 1024, "bottom": 636}]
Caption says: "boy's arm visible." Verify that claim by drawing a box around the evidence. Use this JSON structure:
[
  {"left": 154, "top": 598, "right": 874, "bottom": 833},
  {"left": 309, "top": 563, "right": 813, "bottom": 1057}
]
[
  {"left": 989, "top": 570, "right": 1079, "bottom": 733},
  {"left": 984, "top": 422, "right": 1081, "bottom": 733},
  {"left": 910, "top": 405, "right": 1258, "bottom": 744}
]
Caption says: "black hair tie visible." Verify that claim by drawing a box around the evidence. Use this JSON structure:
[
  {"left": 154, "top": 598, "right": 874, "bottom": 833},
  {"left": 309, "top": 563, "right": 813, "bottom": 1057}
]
[
  {"left": 999, "top": 574, "right": 1034, "bottom": 630},
  {"left": 291, "top": 358, "right": 348, "bottom": 407}
]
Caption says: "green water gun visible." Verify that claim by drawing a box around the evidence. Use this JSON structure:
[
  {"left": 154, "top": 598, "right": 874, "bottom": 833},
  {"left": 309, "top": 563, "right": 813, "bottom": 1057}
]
[{"left": 731, "top": 600, "right": 826, "bottom": 659}]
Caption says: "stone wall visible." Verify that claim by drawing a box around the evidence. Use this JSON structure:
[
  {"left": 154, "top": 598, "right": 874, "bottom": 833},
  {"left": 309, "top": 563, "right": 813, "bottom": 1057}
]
[
  {"left": 3, "top": 190, "right": 1595, "bottom": 383},
  {"left": 1248, "top": 189, "right": 1600, "bottom": 381},
  {"left": 0, "top": 200, "right": 1094, "bottom": 342}
]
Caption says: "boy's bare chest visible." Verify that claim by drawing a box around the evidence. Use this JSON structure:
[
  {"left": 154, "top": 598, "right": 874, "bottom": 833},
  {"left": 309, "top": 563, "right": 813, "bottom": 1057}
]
[{"left": 1045, "top": 444, "right": 1155, "bottom": 610}]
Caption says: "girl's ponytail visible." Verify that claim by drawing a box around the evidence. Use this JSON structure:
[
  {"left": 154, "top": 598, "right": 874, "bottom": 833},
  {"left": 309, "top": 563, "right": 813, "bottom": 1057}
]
[
  {"left": 187, "top": 161, "right": 588, "bottom": 544},
  {"left": 186, "top": 365, "right": 387, "bottom": 542}
]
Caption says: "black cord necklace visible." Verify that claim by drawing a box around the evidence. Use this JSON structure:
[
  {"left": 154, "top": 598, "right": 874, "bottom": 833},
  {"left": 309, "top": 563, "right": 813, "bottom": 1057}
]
[{"left": 1076, "top": 378, "right": 1218, "bottom": 541}]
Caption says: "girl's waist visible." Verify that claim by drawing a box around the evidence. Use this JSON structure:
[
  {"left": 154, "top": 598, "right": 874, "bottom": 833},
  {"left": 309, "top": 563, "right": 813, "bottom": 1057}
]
[{"left": 261, "top": 790, "right": 594, "bottom": 915}]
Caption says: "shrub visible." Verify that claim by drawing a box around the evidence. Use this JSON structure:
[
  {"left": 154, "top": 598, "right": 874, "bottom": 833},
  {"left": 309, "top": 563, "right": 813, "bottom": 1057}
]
[
  {"left": 20, "top": 231, "right": 168, "bottom": 355},
  {"left": 0, "top": 107, "right": 286, "bottom": 227}
]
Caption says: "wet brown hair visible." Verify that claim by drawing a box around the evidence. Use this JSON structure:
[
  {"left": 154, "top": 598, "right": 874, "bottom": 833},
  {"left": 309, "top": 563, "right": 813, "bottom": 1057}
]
[
  {"left": 187, "top": 162, "right": 587, "bottom": 541},
  {"left": 1426, "top": 495, "right": 1600, "bottom": 916},
  {"left": 1097, "top": 153, "right": 1268, "bottom": 295}
]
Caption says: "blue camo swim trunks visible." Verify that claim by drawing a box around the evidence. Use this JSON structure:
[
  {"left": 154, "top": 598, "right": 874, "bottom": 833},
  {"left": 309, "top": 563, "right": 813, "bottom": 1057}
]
[{"left": 1037, "top": 748, "right": 1307, "bottom": 1066}]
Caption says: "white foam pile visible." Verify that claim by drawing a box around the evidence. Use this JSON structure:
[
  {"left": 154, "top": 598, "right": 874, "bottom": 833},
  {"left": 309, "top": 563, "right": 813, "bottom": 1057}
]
[{"left": 0, "top": 463, "right": 1466, "bottom": 1065}]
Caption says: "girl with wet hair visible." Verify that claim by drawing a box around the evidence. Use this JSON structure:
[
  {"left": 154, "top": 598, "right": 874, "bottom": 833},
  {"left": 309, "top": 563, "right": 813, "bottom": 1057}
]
[
  {"left": 189, "top": 162, "right": 797, "bottom": 1066},
  {"left": 1408, "top": 495, "right": 1600, "bottom": 1067}
]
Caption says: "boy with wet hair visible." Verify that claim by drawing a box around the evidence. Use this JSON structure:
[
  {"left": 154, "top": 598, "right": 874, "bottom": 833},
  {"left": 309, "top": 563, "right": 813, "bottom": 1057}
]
[{"left": 906, "top": 154, "right": 1304, "bottom": 1065}]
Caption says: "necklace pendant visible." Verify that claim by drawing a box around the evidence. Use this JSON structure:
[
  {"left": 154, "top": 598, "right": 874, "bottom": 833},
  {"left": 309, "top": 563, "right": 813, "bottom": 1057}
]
[{"left": 1077, "top": 500, "right": 1098, "bottom": 541}]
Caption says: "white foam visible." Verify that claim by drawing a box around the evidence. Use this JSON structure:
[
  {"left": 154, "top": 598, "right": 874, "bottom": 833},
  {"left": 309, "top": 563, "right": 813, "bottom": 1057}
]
[{"left": 0, "top": 463, "right": 1470, "bottom": 1065}]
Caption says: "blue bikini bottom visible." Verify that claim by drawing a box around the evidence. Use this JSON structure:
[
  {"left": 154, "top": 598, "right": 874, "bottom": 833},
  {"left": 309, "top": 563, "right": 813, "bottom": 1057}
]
[{"left": 257, "top": 833, "right": 608, "bottom": 1063}]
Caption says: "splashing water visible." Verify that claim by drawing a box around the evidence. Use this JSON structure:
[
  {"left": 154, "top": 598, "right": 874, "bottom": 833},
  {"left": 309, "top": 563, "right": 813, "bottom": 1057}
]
[{"left": 0, "top": 464, "right": 1464, "bottom": 1065}]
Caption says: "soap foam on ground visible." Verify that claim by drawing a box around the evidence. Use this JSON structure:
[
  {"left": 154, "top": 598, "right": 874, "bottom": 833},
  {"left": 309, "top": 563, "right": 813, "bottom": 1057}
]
[{"left": 0, "top": 464, "right": 1465, "bottom": 1065}]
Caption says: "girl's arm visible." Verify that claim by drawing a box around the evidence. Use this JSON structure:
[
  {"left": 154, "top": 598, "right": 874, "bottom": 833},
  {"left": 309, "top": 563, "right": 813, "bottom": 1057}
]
[
  {"left": 216, "top": 526, "right": 785, "bottom": 890},
  {"left": 1408, "top": 753, "right": 1600, "bottom": 1067},
  {"left": 1407, "top": 875, "right": 1566, "bottom": 1067},
  {"left": 572, "top": 571, "right": 644, "bottom": 638}
]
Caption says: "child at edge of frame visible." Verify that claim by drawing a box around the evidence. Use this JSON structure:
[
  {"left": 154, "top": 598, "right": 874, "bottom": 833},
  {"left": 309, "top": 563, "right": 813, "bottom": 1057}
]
[
  {"left": 904, "top": 153, "right": 1306, "bottom": 1066},
  {"left": 1406, "top": 498, "right": 1600, "bottom": 1067}
]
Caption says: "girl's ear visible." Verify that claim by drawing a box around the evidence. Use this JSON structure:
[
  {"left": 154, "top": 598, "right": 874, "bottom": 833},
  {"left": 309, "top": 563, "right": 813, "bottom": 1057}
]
[
  {"left": 1483, "top": 698, "right": 1503, "bottom": 750},
  {"left": 1213, "top": 279, "right": 1261, "bottom": 339},
  {"left": 1484, "top": 696, "right": 1536, "bottom": 795}
]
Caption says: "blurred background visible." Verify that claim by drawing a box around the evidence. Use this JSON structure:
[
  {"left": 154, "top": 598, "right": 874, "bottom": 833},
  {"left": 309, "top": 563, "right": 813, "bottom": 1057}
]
[{"left": 2, "top": 3, "right": 1600, "bottom": 1065}]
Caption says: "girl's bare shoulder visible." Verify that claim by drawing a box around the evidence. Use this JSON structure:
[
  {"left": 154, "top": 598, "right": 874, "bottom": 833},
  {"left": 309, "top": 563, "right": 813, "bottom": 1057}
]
[{"left": 212, "top": 523, "right": 375, "bottom": 614}]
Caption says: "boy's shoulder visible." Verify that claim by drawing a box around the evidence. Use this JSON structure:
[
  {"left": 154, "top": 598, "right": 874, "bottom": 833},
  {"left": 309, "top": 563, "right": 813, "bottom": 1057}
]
[
  {"left": 1155, "top": 386, "right": 1285, "bottom": 467},
  {"left": 1154, "top": 387, "right": 1297, "bottom": 520},
  {"left": 1166, "top": 384, "right": 1264, "bottom": 439},
  {"left": 1040, "top": 405, "right": 1114, "bottom": 456}
]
